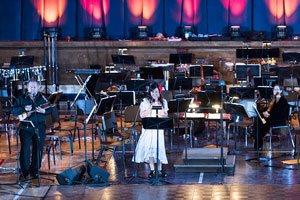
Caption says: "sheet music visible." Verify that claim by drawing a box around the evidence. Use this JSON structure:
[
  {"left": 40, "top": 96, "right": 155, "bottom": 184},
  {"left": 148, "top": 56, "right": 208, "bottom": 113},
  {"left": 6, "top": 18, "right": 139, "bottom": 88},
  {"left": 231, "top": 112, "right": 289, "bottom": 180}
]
[{"left": 239, "top": 99, "right": 257, "bottom": 118}]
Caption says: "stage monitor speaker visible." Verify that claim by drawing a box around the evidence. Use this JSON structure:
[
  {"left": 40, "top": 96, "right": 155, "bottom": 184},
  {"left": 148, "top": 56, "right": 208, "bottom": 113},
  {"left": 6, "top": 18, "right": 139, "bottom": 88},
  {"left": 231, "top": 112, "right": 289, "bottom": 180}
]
[
  {"left": 56, "top": 164, "right": 85, "bottom": 185},
  {"left": 87, "top": 162, "right": 110, "bottom": 183}
]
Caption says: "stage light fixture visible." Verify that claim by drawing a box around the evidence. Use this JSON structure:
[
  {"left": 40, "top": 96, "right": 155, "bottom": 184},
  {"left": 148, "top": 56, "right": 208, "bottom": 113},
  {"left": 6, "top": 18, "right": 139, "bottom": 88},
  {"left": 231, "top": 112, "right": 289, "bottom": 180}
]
[
  {"left": 88, "top": 27, "right": 106, "bottom": 40},
  {"left": 229, "top": 26, "right": 241, "bottom": 38},
  {"left": 43, "top": 27, "right": 59, "bottom": 37},
  {"left": 276, "top": 25, "right": 287, "bottom": 39},
  {"left": 136, "top": 26, "right": 149, "bottom": 39},
  {"left": 183, "top": 26, "right": 194, "bottom": 39}
]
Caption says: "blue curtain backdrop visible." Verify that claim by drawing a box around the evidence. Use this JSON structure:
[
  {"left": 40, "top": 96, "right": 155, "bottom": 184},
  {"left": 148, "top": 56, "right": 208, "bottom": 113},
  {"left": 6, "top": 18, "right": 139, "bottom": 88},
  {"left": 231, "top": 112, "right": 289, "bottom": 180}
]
[{"left": 0, "top": 0, "right": 299, "bottom": 40}]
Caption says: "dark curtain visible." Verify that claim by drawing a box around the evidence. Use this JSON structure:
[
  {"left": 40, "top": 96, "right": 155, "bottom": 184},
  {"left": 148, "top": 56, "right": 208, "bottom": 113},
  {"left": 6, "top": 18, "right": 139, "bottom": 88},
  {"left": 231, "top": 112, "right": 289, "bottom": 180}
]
[{"left": 1, "top": 0, "right": 300, "bottom": 40}]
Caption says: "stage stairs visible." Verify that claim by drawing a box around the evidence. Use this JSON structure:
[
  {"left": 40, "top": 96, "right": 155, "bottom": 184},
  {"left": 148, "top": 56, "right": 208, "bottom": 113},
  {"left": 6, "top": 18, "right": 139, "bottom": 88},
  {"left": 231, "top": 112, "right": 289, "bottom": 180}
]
[{"left": 174, "top": 147, "right": 235, "bottom": 175}]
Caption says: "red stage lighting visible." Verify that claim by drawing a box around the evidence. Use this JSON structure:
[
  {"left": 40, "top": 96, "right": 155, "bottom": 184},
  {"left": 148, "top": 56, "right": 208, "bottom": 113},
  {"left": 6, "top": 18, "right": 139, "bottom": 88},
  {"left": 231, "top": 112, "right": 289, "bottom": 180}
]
[{"left": 33, "top": 0, "right": 67, "bottom": 25}]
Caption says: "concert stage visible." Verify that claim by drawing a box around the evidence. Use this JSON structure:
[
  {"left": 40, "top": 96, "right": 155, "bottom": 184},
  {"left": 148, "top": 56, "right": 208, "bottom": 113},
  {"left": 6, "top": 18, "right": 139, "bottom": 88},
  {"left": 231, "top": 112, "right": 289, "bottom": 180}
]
[{"left": 0, "top": 101, "right": 300, "bottom": 199}]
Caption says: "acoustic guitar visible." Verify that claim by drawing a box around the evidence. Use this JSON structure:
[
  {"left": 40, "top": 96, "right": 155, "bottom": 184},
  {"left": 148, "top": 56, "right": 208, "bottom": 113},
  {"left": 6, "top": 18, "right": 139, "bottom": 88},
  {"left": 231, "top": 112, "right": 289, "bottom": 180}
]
[{"left": 18, "top": 103, "right": 54, "bottom": 121}]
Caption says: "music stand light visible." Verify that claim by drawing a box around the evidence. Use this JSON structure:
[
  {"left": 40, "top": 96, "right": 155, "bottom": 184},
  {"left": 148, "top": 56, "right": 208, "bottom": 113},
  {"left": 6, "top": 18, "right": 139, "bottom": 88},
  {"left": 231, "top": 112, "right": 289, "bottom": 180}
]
[{"left": 212, "top": 104, "right": 221, "bottom": 113}]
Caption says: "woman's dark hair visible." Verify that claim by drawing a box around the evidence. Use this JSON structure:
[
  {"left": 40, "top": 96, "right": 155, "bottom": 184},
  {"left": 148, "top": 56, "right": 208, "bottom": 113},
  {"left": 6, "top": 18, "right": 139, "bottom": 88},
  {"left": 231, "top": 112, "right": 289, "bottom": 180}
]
[{"left": 147, "top": 82, "right": 164, "bottom": 107}]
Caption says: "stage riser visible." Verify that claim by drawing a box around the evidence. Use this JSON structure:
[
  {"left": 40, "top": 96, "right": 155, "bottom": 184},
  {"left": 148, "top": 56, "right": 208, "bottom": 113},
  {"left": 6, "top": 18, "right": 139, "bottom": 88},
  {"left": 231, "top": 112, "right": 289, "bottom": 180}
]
[
  {"left": 174, "top": 165, "right": 235, "bottom": 176},
  {"left": 174, "top": 148, "right": 235, "bottom": 175},
  {"left": 183, "top": 159, "right": 225, "bottom": 165}
]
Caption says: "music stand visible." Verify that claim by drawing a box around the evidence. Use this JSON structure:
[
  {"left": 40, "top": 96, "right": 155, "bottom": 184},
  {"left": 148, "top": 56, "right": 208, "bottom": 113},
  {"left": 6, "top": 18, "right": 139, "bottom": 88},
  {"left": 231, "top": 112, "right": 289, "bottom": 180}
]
[
  {"left": 111, "top": 54, "right": 135, "bottom": 71},
  {"left": 282, "top": 52, "right": 300, "bottom": 63},
  {"left": 257, "top": 86, "right": 273, "bottom": 100},
  {"left": 236, "top": 48, "right": 280, "bottom": 59},
  {"left": 125, "top": 79, "right": 150, "bottom": 92},
  {"left": 108, "top": 91, "right": 135, "bottom": 131},
  {"left": 223, "top": 103, "right": 251, "bottom": 153},
  {"left": 168, "top": 98, "right": 192, "bottom": 149},
  {"left": 189, "top": 65, "right": 214, "bottom": 77},
  {"left": 139, "top": 67, "right": 164, "bottom": 80},
  {"left": 282, "top": 52, "right": 300, "bottom": 89},
  {"left": 96, "top": 95, "right": 116, "bottom": 116},
  {"left": 108, "top": 91, "right": 136, "bottom": 109},
  {"left": 10, "top": 56, "right": 34, "bottom": 67},
  {"left": 168, "top": 77, "right": 193, "bottom": 91},
  {"left": 197, "top": 91, "right": 221, "bottom": 112},
  {"left": 142, "top": 117, "right": 173, "bottom": 185},
  {"left": 47, "top": 91, "right": 63, "bottom": 105},
  {"left": 229, "top": 87, "right": 255, "bottom": 99},
  {"left": 169, "top": 53, "right": 193, "bottom": 64}
]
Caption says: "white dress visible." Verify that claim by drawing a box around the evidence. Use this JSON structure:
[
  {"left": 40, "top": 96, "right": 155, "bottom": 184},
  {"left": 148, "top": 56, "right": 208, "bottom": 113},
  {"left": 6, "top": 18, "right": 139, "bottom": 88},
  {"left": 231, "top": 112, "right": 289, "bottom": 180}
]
[{"left": 133, "top": 98, "right": 169, "bottom": 164}]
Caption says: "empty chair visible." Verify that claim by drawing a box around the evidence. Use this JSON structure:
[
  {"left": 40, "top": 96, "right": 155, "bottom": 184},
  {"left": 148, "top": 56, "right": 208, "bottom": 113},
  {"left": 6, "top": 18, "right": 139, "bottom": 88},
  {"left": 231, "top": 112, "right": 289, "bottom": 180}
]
[
  {"left": 101, "top": 111, "right": 130, "bottom": 158},
  {"left": 74, "top": 99, "right": 98, "bottom": 147}
]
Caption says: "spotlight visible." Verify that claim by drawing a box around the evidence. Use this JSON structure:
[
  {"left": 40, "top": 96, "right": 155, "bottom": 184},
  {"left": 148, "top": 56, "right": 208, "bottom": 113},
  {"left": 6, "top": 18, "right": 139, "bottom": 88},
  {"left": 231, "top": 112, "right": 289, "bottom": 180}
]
[
  {"left": 182, "top": 25, "right": 194, "bottom": 39},
  {"left": 229, "top": 26, "right": 241, "bottom": 38},
  {"left": 276, "top": 25, "right": 287, "bottom": 39},
  {"left": 136, "top": 26, "right": 149, "bottom": 39},
  {"left": 88, "top": 27, "right": 106, "bottom": 40},
  {"left": 43, "top": 27, "right": 59, "bottom": 37}
]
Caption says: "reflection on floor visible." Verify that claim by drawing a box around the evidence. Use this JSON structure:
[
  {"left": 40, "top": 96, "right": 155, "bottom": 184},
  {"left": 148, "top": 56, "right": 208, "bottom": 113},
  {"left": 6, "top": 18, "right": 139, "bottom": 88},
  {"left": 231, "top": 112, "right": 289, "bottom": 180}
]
[{"left": 1, "top": 110, "right": 300, "bottom": 199}]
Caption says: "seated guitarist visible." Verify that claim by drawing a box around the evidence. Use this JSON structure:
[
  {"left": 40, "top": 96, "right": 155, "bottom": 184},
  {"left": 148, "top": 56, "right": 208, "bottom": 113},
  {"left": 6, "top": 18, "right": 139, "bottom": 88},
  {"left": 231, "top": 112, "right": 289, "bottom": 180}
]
[
  {"left": 254, "top": 85, "right": 289, "bottom": 150},
  {"left": 12, "top": 79, "right": 52, "bottom": 180}
]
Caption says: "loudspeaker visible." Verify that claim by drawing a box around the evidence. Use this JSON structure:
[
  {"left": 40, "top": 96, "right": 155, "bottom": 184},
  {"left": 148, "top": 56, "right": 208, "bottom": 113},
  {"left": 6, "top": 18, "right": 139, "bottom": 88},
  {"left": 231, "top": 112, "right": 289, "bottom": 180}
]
[
  {"left": 87, "top": 162, "right": 110, "bottom": 183},
  {"left": 56, "top": 164, "right": 85, "bottom": 185}
]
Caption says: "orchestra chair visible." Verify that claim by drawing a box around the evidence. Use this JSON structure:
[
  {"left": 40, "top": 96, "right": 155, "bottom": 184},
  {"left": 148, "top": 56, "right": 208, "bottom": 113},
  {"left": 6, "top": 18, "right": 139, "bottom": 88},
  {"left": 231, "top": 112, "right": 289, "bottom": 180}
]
[
  {"left": 101, "top": 111, "right": 130, "bottom": 158},
  {"left": 291, "top": 127, "right": 300, "bottom": 169},
  {"left": 226, "top": 118, "right": 254, "bottom": 147},
  {"left": 123, "top": 105, "right": 142, "bottom": 150},
  {"left": 224, "top": 101, "right": 255, "bottom": 147},
  {"left": 44, "top": 114, "right": 61, "bottom": 170},
  {"left": 0, "top": 97, "right": 18, "bottom": 154},
  {"left": 266, "top": 106, "right": 295, "bottom": 151},
  {"left": 74, "top": 99, "right": 98, "bottom": 150},
  {"left": 124, "top": 105, "right": 141, "bottom": 132},
  {"left": 46, "top": 106, "right": 74, "bottom": 157}
]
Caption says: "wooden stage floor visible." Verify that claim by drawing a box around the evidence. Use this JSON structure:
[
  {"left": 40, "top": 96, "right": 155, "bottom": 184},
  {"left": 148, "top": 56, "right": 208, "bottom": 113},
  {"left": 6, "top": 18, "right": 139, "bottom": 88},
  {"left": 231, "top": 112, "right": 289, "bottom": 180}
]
[{"left": 1, "top": 109, "right": 300, "bottom": 199}]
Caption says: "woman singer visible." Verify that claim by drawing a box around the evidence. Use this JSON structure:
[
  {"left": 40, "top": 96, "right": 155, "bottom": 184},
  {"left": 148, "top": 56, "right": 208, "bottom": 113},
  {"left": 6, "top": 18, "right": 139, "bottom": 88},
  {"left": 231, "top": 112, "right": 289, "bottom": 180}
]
[{"left": 133, "top": 82, "right": 168, "bottom": 178}]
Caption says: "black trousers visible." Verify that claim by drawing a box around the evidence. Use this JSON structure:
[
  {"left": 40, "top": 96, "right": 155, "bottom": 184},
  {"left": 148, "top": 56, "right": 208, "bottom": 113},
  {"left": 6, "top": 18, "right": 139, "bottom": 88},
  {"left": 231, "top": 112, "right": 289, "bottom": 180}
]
[
  {"left": 19, "top": 124, "right": 45, "bottom": 177},
  {"left": 253, "top": 118, "right": 270, "bottom": 149}
]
